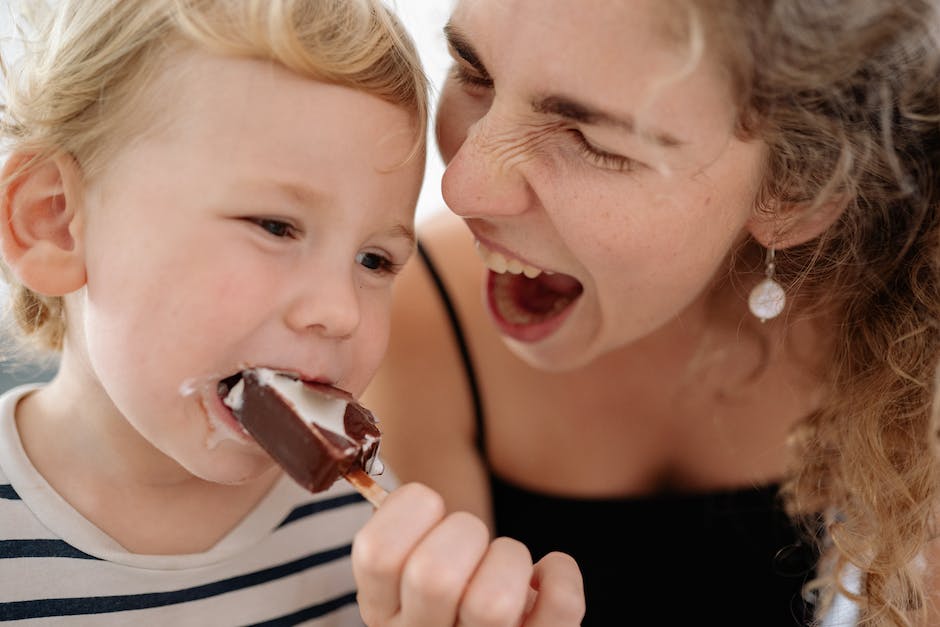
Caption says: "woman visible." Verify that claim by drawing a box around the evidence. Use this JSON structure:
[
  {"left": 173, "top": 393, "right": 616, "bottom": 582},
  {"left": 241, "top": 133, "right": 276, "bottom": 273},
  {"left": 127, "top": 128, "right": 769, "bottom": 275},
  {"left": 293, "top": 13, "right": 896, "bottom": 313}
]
[{"left": 354, "top": 1, "right": 940, "bottom": 625}]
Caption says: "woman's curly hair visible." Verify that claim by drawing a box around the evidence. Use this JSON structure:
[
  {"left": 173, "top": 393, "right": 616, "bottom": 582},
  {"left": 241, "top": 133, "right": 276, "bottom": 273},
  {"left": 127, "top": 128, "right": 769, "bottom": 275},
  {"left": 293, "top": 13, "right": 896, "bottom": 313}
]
[{"left": 689, "top": 1, "right": 940, "bottom": 624}]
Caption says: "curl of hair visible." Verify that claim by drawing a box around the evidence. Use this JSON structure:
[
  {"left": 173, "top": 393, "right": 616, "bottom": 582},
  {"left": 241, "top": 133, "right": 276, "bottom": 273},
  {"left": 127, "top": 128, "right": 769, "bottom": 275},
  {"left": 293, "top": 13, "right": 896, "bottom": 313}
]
[
  {"left": 696, "top": 1, "right": 940, "bottom": 625},
  {"left": 0, "top": 0, "right": 427, "bottom": 353}
]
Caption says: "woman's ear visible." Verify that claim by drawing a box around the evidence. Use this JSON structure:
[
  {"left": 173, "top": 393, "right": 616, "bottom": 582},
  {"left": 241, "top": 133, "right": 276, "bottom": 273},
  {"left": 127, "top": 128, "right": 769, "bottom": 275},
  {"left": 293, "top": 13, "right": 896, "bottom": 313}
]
[
  {"left": 746, "top": 194, "right": 848, "bottom": 249},
  {"left": 0, "top": 152, "right": 86, "bottom": 296}
]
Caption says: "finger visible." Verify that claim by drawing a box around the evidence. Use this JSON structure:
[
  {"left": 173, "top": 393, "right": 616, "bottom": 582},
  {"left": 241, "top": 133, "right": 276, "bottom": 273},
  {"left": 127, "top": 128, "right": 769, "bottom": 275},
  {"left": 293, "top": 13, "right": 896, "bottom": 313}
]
[
  {"left": 352, "top": 483, "right": 447, "bottom": 625},
  {"left": 399, "top": 511, "right": 490, "bottom": 627},
  {"left": 458, "top": 536, "right": 533, "bottom": 627},
  {"left": 523, "top": 552, "right": 585, "bottom": 627}
]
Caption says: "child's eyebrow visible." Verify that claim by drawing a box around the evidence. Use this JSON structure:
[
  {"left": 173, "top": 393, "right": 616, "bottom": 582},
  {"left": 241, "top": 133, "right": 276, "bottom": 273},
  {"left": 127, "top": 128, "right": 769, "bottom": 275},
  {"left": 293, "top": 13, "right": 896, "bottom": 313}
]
[
  {"left": 268, "top": 183, "right": 417, "bottom": 246},
  {"left": 274, "top": 181, "right": 326, "bottom": 208},
  {"left": 387, "top": 223, "right": 416, "bottom": 246}
]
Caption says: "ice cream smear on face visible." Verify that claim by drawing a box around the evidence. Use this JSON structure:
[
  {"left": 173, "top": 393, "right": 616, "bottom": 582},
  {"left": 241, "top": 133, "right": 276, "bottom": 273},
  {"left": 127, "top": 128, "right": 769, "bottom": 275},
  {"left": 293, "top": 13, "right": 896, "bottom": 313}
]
[{"left": 219, "top": 368, "right": 384, "bottom": 497}]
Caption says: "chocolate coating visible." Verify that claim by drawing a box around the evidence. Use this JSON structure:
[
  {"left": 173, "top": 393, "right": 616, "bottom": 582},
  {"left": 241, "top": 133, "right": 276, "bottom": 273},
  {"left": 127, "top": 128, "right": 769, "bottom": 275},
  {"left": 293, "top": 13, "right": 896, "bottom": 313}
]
[{"left": 231, "top": 369, "right": 381, "bottom": 493}]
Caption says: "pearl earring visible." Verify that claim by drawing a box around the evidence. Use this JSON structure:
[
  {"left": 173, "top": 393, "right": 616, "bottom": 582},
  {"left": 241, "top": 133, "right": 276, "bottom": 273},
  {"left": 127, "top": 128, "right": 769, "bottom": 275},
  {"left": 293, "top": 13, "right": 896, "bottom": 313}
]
[{"left": 748, "top": 247, "right": 786, "bottom": 322}]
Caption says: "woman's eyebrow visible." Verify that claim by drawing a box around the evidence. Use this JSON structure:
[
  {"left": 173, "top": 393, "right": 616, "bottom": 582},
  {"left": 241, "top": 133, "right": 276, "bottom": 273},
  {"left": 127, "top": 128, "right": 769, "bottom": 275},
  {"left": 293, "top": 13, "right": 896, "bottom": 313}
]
[
  {"left": 533, "top": 95, "right": 684, "bottom": 148},
  {"left": 443, "top": 23, "right": 491, "bottom": 79},
  {"left": 443, "top": 23, "right": 683, "bottom": 150}
]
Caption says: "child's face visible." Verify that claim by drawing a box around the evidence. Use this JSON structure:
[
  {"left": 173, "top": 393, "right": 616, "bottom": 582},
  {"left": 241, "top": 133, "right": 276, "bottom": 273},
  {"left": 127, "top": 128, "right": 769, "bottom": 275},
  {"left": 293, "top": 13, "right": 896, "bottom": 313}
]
[{"left": 68, "top": 50, "right": 423, "bottom": 484}]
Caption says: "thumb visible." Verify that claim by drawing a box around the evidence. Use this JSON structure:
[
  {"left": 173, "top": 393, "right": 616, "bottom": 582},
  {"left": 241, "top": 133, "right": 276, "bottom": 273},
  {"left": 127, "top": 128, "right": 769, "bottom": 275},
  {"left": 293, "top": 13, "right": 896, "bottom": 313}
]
[{"left": 523, "top": 552, "right": 585, "bottom": 626}]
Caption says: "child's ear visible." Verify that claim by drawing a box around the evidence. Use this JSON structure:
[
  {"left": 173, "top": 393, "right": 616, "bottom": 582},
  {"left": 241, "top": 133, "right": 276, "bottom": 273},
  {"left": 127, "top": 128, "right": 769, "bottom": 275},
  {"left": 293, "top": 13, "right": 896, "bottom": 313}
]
[
  {"left": 0, "top": 152, "right": 86, "bottom": 296},
  {"left": 746, "top": 194, "right": 848, "bottom": 250}
]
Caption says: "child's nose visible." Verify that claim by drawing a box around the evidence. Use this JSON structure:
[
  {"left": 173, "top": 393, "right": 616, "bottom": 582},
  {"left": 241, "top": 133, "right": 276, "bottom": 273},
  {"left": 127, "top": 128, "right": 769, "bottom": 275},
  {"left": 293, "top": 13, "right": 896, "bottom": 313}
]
[{"left": 284, "top": 272, "right": 361, "bottom": 339}]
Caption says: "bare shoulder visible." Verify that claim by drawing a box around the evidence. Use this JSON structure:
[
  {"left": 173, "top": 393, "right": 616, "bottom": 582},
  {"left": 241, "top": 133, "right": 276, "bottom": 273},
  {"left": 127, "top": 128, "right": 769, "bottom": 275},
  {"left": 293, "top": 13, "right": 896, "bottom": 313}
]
[
  {"left": 414, "top": 211, "right": 482, "bottom": 283},
  {"left": 363, "top": 211, "right": 492, "bottom": 519},
  {"left": 379, "top": 211, "right": 479, "bottom": 354}
]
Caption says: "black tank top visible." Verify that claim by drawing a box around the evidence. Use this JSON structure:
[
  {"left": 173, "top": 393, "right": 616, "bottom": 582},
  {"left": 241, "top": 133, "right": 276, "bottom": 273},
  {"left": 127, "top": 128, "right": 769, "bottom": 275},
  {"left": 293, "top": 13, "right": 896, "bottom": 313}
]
[{"left": 418, "top": 241, "right": 818, "bottom": 626}]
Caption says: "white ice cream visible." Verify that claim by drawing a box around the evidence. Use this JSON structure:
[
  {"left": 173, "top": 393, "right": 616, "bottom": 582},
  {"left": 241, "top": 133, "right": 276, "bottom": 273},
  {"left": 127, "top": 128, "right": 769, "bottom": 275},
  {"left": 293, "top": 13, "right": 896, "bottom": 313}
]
[{"left": 223, "top": 368, "right": 349, "bottom": 440}]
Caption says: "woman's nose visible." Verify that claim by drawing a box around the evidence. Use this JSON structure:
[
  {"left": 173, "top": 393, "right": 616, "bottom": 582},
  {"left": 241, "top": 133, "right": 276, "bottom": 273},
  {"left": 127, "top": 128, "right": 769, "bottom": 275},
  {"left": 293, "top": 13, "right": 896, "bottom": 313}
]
[
  {"left": 440, "top": 113, "right": 533, "bottom": 218},
  {"left": 284, "top": 271, "right": 361, "bottom": 340}
]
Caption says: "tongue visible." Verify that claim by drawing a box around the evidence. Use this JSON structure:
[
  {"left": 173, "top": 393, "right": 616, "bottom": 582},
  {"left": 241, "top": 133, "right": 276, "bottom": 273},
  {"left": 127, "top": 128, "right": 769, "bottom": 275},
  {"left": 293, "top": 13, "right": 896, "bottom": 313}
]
[
  {"left": 515, "top": 273, "right": 583, "bottom": 314},
  {"left": 492, "top": 271, "right": 583, "bottom": 324}
]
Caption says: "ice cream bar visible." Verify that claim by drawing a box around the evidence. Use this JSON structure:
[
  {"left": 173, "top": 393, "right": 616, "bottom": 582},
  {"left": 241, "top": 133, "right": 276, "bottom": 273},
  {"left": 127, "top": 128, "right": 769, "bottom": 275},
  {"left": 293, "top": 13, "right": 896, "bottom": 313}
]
[{"left": 221, "top": 367, "right": 387, "bottom": 506}]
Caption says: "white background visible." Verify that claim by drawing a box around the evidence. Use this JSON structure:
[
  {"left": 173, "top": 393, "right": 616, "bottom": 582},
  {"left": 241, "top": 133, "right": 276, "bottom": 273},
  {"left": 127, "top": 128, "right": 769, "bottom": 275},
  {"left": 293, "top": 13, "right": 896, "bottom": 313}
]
[{"left": 392, "top": 0, "right": 454, "bottom": 224}]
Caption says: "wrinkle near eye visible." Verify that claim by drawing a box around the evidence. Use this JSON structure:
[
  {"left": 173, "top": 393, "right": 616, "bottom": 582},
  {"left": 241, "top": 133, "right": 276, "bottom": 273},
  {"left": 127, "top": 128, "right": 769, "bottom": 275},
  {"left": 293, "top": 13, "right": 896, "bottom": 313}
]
[{"left": 471, "top": 113, "right": 566, "bottom": 175}]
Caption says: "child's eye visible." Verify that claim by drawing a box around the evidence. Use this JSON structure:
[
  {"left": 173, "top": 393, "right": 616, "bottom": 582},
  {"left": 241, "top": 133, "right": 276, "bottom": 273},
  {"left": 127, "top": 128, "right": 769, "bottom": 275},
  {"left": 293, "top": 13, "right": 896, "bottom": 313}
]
[
  {"left": 569, "top": 130, "right": 641, "bottom": 173},
  {"left": 356, "top": 251, "right": 398, "bottom": 275},
  {"left": 249, "top": 218, "right": 297, "bottom": 239}
]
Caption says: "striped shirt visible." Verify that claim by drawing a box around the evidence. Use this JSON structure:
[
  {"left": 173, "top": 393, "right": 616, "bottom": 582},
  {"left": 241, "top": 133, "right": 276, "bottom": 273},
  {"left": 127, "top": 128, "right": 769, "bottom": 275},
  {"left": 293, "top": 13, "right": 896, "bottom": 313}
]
[{"left": 0, "top": 385, "right": 385, "bottom": 625}]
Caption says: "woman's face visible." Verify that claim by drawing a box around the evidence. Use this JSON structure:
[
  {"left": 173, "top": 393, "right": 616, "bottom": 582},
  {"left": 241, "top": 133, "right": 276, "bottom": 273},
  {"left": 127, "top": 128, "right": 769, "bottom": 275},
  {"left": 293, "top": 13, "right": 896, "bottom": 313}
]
[{"left": 437, "top": 0, "right": 767, "bottom": 370}]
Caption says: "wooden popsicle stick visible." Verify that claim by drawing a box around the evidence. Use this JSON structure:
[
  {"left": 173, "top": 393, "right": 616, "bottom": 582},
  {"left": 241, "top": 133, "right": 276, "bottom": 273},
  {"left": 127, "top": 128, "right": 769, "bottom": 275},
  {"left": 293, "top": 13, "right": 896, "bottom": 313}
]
[{"left": 344, "top": 468, "right": 388, "bottom": 507}]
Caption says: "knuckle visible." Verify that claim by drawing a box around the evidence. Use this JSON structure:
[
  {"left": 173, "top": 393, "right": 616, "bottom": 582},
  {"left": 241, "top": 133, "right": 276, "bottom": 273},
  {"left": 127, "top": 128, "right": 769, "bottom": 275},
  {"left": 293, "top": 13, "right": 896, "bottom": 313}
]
[
  {"left": 352, "top": 531, "right": 402, "bottom": 581},
  {"left": 491, "top": 535, "right": 530, "bottom": 559},
  {"left": 448, "top": 511, "right": 491, "bottom": 542},
  {"left": 400, "top": 482, "right": 448, "bottom": 516},
  {"left": 402, "top": 555, "right": 464, "bottom": 605}
]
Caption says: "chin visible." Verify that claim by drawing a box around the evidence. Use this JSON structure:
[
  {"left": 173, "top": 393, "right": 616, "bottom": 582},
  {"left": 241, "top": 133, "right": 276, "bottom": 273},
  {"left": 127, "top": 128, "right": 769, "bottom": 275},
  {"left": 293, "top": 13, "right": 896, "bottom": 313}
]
[
  {"left": 182, "top": 447, "right": 276, "bottom": 486},
  {"left": 502, "top": 334, "right": 604, "bottom": 372}
]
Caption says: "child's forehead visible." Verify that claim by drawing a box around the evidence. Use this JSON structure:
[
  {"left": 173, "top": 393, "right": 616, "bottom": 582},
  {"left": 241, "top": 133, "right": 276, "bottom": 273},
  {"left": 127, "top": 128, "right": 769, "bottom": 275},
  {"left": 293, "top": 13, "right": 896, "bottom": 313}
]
[
  {"left": 91, "top": 49, "right": 422, "bottom": 219},
  {"left": 106, "top": 47, "right": 415, "bottom": 164},
  {"left": 168, "top": 50, "right": 414, "bottom": 143},
  {"left": 3, "top": 0, "right": 426, "bottom": 191}
]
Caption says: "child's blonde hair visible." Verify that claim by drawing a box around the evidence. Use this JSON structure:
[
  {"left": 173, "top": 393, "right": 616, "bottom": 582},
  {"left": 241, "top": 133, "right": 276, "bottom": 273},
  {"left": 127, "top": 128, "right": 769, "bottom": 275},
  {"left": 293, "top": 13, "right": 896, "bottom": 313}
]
[{"left": 0, "top": 0, "right": 428, "bottom": 352}]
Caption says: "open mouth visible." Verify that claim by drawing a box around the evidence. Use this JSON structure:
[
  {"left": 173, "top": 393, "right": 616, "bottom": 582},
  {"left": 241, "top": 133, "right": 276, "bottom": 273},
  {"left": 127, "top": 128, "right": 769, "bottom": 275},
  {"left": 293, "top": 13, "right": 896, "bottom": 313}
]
[
  {"left": 216, "top": 369, "right": 348, "bottom": 411},
  {"left": 187, "top": 368, "right": 354, "bottom": 452},
  {"left": 217, "top": 372, "right": 244, "bottom": 405},
  {"left": 476, "top": 241, "right": 584, "bottom": 342},
  {"left": 209, "top": 369, "right": 291, "bottom": 447}
]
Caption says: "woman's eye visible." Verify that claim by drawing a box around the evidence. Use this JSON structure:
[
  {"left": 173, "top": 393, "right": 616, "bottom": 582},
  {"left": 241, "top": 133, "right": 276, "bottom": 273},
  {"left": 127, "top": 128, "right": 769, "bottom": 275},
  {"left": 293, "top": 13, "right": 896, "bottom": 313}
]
[
  {"left": 249, "top": 218, "right": 296, "bottom": 238},
  {"left": 451, "top": 64, "right": 493, "bottom": 91},
  {"left": 569, "top": 130, "right": 640, "bottom": 173},
  {"left": 356, "top": 251, "right": 398, "bottom": 275}
]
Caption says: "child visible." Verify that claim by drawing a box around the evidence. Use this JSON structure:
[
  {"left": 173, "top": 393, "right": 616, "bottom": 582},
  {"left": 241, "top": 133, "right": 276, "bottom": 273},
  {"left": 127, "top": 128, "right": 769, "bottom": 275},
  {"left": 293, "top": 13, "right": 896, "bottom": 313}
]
[{"left": 0, "top": 0, "right": 431, "bottom": 623}]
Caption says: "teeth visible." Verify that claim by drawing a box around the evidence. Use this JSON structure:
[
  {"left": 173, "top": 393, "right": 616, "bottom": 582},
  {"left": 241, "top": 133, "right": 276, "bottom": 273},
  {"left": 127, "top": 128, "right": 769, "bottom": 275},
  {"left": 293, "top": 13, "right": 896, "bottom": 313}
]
[{"left": 475, "top": 241, "right": 546, "bottom": 278}]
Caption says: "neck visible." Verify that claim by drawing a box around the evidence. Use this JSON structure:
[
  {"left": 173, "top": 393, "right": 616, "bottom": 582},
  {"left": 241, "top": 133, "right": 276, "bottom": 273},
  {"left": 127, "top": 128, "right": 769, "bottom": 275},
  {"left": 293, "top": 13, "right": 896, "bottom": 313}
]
[
  {"left": 21, "top": 350, "right": 195, "bottom": 487},
  {"left": 14, "top": 348, "right": 281, "bottom": 554}
]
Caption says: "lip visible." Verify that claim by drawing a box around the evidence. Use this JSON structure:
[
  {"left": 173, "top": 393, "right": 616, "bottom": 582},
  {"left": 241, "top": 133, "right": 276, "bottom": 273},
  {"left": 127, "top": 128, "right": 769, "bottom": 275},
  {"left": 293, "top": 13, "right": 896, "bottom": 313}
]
[
  {"left": 202, "top": 384, "right": 254, "bottom": 444},
  {"left": 186, "top": 364, "right": 340, "bottom": 446},
  {"left": 467, "top": 228, "right": 582, "bottom": 343},
  {"left": 469, "top": 231, "right": 555, "bottom": 275}
]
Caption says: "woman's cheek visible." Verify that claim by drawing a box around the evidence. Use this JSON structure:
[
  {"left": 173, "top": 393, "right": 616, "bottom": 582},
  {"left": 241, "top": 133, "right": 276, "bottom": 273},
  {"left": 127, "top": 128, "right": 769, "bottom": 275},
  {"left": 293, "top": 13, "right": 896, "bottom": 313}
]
[{"left": 436, "top": 80, "right": 486, "bottom": 164}]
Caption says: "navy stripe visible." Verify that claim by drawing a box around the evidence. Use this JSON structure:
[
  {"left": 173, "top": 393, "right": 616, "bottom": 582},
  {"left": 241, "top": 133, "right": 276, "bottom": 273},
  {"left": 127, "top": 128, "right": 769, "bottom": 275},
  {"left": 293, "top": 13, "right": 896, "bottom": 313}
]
[
  {"left": 278, "top": 493, "right": 365, "bottom": 529},
  {"left": 244, "top": 590, "right": 358, "bottom": 626},
  {"left": 0, "top": 485, "right": 18, "bottom": 500},
  {"left": 0, "top": 539, "right": 98, "bottom": 560},
  {"left": 0, "top": 543, "right": 353, "bottom": 620}
]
